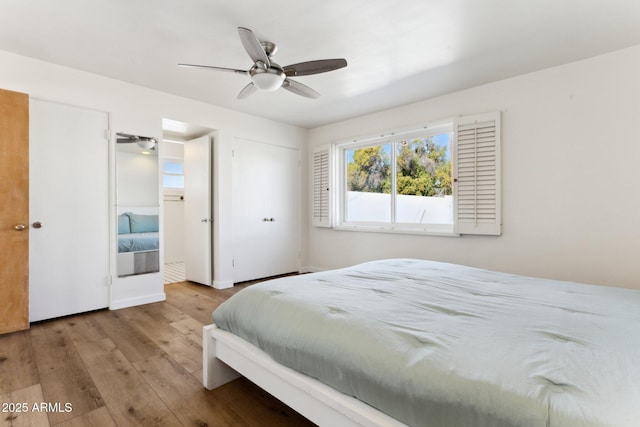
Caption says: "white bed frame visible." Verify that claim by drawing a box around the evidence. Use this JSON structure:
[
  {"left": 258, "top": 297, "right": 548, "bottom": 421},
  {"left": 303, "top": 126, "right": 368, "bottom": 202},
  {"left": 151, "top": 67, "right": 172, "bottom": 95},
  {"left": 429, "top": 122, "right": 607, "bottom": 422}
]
[{"left": 203, "top": 324, "right": 407, "bottom": 427}]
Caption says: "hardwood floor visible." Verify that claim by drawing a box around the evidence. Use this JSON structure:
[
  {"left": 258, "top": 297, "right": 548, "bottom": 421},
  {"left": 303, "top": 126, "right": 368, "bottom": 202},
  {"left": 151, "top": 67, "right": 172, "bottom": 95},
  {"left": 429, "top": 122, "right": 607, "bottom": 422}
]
[{"left": 0, "top": 281, "right": 315, "bottom": 426}]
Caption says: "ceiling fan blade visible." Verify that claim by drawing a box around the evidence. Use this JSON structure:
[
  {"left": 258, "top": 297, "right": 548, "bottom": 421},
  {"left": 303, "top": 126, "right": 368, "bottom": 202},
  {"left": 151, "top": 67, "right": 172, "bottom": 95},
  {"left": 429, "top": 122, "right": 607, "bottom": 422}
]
[
  {"left": 282, "top": 79, "right": 320, "bottom": 99},
  {"left": 283, "top": 58, "right": 347, "bottom": 77},
  {"left": 238, "top": 27, "right": 270, "bottom": 67},
  {"left": 237, "top": 82, "right": 258, "bottom": 99},
  {"left": 178, "top": 63, "right": 248, "bottom": 75}
]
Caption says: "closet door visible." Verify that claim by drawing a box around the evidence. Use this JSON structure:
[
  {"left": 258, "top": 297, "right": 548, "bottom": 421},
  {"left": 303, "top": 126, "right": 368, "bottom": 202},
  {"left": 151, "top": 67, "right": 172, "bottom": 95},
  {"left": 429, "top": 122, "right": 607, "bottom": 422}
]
[
  {"left": 232, "top": 139, "right": 271, "bottom": 282},
  {"left": 29, "top": 100, "right": 110, "bottom": 322},
  {"left": 232, "top": 139, "right": 299, "bottom": 283},
  {"left": 266, "top": 144, "right": 300, "bottom": 276}
]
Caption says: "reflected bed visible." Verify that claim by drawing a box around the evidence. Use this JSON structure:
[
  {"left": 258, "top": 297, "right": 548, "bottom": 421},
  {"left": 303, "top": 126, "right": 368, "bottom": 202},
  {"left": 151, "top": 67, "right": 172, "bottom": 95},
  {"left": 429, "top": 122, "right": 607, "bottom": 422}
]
[
  {"left": 204, "top": 259, "right": 640, "bottom": 427},
  {"left": 117, "top": 232, "right": 159, "bottom": 253},
  {"left": 117, "top": 211, "right": 159, "bottom": 276}
]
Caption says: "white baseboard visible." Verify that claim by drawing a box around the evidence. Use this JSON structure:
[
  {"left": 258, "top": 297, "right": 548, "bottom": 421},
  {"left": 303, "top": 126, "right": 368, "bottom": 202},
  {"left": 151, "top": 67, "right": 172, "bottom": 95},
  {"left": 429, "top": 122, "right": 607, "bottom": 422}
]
[
  {"left": 213, "top": 280, "right": 234, "bottom": 290},
  {"left": 109, "top": 292, "right": 166, "bottom": 310}
]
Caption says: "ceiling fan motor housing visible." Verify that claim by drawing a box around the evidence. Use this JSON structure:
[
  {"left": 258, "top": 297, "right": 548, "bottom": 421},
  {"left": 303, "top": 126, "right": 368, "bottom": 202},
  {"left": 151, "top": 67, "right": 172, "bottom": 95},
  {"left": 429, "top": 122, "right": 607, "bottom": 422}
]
[
  {"left": 260, "top": 41, "right": 278, "bottom": 58},
  {"left": 250, "top": 63, "right": 285, "bottom": 91}
]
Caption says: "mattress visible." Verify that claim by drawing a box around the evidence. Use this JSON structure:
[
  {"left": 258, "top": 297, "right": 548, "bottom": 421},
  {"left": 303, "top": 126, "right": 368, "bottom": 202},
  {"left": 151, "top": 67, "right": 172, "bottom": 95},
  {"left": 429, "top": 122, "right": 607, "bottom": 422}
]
[
  {"left": 117, "top": 232, "right": 159, "bottom": 253},
  {"left": 212, "top": 258, "right": 640, "bottom": 427}
]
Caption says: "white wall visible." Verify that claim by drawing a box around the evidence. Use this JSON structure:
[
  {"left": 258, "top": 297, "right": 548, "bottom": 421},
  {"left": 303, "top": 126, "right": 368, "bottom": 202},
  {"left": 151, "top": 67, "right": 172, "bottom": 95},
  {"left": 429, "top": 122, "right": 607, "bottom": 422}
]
[
  {"left": 116, "top": 151, "right": 159, "bottom": 206},
  {"left": 0, "top": 49, "right": 308, "bottom": 304},
  {"left": 307, "top": 44, "right": 640, "bottom": 290}
]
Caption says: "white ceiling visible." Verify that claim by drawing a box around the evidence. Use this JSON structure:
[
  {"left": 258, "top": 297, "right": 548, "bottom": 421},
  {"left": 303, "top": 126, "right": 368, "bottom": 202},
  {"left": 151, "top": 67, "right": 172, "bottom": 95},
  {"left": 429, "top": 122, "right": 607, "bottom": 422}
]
[{"left": 1, "top": 0, "right": 640, "bottom": 129}]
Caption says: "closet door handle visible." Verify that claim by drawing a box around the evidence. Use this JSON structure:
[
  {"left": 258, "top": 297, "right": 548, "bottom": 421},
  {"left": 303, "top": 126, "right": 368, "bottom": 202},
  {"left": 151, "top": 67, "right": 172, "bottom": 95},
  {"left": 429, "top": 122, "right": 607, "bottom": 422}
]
[
  {"left": 14, "top": 224, "right": 26, "bottom": 231},
  {"left": 32, "top": 221, "right": 43, "bottom": 229},
  {"left": 269, "top": 218, "right": 275, "bottom": 222}
]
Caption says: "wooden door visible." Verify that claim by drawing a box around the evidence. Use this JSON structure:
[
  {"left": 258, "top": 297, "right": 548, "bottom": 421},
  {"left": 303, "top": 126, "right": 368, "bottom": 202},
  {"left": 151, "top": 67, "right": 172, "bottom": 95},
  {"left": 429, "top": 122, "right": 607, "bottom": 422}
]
[{"left": 0, "top": 89, "right": 29, "bottom": 334}]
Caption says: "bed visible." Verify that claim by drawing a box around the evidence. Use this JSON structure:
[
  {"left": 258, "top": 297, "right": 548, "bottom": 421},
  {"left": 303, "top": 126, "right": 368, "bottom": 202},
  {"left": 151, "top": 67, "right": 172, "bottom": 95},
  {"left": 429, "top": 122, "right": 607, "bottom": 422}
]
[
  {"left": 203, "top": 258, "right": 640, "bottom": 427},
  {"left": 117, "top": 211, "right": 159, "bottom": 276}
]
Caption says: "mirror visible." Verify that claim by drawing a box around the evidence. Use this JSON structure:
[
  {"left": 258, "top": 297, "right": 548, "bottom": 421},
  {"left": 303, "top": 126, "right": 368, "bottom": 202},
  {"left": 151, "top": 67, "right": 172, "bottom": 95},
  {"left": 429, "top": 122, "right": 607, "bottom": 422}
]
[{"left": 115, "top": 132, "right": 160, "bottom": 277}]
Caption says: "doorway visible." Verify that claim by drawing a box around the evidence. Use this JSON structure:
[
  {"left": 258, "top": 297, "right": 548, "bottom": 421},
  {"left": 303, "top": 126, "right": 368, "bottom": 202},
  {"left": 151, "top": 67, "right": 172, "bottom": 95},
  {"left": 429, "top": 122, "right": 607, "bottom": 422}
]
[{"left": 161, "top": 118, "right": 215, "bottom": 286}]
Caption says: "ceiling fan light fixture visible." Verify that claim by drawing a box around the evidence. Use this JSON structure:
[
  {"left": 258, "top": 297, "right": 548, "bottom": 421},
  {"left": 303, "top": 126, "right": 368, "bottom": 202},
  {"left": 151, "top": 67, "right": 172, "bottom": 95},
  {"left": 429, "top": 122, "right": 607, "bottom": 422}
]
[{"left": 251, "top": 67, "right": 285, "bottom": 91}]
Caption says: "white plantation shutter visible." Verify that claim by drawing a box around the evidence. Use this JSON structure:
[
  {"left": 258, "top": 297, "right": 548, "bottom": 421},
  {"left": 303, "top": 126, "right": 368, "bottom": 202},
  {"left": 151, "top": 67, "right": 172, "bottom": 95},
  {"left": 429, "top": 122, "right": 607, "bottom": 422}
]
[
  {"left": 312, "top": 144, "right": 332, "bottom": 227},
  {"left": 455, "top": 112, "right": 501, "bottom": 235}
]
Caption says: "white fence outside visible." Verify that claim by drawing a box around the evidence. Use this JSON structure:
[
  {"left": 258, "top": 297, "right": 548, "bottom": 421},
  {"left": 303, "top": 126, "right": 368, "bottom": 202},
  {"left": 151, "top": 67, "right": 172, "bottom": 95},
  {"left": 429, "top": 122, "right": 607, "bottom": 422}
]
[{"left": 346, "top": 191, "right": 453, "bottom": 224}]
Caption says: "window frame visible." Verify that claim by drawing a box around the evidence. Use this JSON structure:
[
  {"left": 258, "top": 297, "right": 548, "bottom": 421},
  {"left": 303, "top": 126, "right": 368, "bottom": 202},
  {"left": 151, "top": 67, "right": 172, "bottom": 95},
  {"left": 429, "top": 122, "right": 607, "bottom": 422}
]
[{"left": 334, "top": 121, "right": 457, "bottom": 236}]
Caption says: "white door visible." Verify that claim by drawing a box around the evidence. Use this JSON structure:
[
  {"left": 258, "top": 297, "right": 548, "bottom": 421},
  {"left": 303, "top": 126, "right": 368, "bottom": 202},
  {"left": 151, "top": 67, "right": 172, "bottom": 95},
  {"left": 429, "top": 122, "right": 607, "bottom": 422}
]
[
  {"left": 184, "top": 135, "right": 212, "bottom": 286},
  {"left": 232, "top": 139, "right": 299, "bottom": 282},
  {"left": 232, "top": 139, "right": 271, "bottom": 282},
  {"left": 29, "top": 99, "right": 110, "bottom": 322},
  {"left": 265, "top": 144, "right": 300, "bottom": 276}
]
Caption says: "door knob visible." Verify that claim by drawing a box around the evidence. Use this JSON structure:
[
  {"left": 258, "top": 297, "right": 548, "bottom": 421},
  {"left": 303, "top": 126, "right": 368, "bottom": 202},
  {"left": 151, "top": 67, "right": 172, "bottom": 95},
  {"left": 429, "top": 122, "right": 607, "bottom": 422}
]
[
  {"left": 14, "top": 224, "right": 26, "bottom": 231},
  {"left": 32, "top": 221, "right": 43, "bottom": 229}
]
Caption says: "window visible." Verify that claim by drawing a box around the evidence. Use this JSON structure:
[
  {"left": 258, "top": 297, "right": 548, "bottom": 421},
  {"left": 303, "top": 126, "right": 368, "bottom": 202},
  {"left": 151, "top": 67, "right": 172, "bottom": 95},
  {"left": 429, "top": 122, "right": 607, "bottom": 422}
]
[
  {"left": 312, "top": 112, "right": 501, "bottom": 236},
  {"left": 162, "top": 160, "right": 184, "bottom": 189},
  {"left": 339, "top": 123, "right": 453, "bottom": 233}
]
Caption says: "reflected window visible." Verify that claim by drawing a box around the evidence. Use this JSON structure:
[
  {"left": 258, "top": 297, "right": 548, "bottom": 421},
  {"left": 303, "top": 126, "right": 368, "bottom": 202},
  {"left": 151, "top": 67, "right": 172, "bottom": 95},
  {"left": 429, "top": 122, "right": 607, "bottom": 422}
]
[{"left": 162, "top": 161, "right": 184, "bottom": 188}]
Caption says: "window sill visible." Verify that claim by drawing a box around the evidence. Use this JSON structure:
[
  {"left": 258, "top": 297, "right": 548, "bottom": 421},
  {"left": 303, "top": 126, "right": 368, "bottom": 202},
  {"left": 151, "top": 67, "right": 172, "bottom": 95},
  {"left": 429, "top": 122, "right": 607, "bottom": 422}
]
[{"left": 332, "top": 224, "right": 460, "bottom": 238}]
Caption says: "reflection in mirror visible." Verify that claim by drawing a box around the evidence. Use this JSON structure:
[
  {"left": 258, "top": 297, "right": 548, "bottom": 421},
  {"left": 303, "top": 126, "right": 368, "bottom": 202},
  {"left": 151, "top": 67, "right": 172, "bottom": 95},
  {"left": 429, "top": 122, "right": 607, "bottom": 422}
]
[{"left": 116, "top": 132, "right": 160, "bottom": 277}]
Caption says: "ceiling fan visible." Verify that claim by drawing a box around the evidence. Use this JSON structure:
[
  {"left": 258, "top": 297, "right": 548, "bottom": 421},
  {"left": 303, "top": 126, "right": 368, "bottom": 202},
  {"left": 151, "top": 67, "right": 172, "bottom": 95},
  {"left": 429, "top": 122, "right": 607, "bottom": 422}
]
[{"left": 179, "top": 27, "right": 347, "bottom": 99}]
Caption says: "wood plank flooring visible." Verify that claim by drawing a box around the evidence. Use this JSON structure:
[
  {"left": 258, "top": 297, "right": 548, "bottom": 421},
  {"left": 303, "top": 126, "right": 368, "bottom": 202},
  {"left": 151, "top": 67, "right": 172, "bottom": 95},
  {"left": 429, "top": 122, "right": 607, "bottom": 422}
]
[{"left": 0, "top": 281, "right": 315, "bottom": 426}]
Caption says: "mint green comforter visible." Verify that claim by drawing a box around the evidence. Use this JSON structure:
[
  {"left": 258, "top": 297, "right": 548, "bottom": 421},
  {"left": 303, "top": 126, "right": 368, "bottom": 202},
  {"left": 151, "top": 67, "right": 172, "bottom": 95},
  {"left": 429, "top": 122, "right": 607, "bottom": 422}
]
[{"left": 213, "top": 259, "right": 640, "bottom": 427}]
